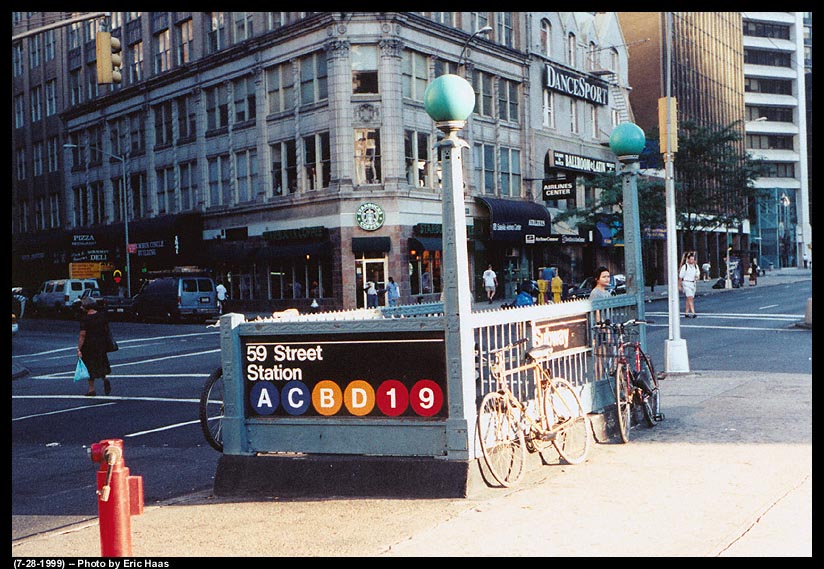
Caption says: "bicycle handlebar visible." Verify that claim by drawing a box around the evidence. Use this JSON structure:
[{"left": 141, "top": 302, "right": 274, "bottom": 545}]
[
  {"left": 594, "top": 318, "right": 647, "bottom": 329},
  {"left": 487, "top": 337, "right": 529, "bottom": 356}
]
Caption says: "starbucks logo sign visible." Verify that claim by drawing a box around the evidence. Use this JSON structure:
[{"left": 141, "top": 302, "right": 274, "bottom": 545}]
[{"left": 356, "top": 202, "right": 385, "bottom": 231}]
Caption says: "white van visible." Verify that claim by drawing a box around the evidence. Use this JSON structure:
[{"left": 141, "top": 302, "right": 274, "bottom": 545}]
[{"left": 31, "top": 278, "right": 100, "bottom": 317}]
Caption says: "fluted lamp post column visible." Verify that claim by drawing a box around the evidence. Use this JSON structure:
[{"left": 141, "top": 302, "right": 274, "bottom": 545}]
[
  {"left": 423, "top": 74, "right": 476, "bottom": 459},
  {"left": 609, "top": 123, "right": 649, "bottom": 350}
]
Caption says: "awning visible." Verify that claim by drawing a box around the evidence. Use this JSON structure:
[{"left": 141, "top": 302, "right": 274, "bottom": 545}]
[
  {"left": 256, "top": 241, "right": 331, "bottom": 262},
  {"left": 475, "top": 197, "right": 552, "bottom": 243},
  {"left": 201, "top": 242, "right": 258, "bottom": 264},
  {"left": 352, "top": 236, "right": 391, "bottom": 253},
  {"left": 594, "top": 221, "right": 614, "bottom": 247},
  {"left": 408, "top": 237, "right": 442, "bottom": 252}
]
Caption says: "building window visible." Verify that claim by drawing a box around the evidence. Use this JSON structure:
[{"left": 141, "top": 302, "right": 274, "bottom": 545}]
[
  {"left": 472, "top": 69, "right": 495, "bottom": 118},
  {"left": 45, "top": 80, "right": 57, "bottom": 116},
  {"left": 588, "top": 42, "right": 597, "bottom": 71},
  {"left": 271, "top": 140, "right": 297, "bottom": 196},
  {"left": 590, "top": 104, "right": 598, "bottom": 138},
  {"left": 69, "top": 70, "right": 82, "bottom": 106},
  {"left": 233, "top": 76, "right": 256, "bottom": 123},
  {"left": 156, "top": 166, "right": 176, "bottom": 215},
  {"left": 303, "top": 132, "right": 330, "bottom": 190},
  {"left": 13, "top": 44, "right": 24, "bottom": 76},
  {"left": 744, "top": 49, "right": 792, "bottom": 68},
  {"left": 568, "top": 33, "right": 577, "bottom": 67},
  {"left": 50, "top": 193, "right": 61, "bottom": 228},
  {"left": 540, "top": 19, "right": 552, "bottom": 58},
  {"left": 206, "top": 83, "right": 229, "bottom": 130},
  {"left": 129, "top": 111, "right": 145, "bottom": 154},
  {"left": 499, "top": 146, "right": 521, "bottom": 197},
  {"left": 497, "top": 78, "right": 519, "bottom": 122},
  {"left": 425, "top": 12, "right": 455, "bottom": 26},
  {"left": 129, "top": 41, "right": 143, "bottom": 83},
  {"left": 434, "top": 59, "right": 458, "bottom": 78},
  {"left": 109, "top": 117, "right": 124, "bottom": 157},
  {"left": 235, "top": 148, "right": 259, "bottom": 202},
  {"left": 266, "top": 62, "right": 295, "bottom": 114},
  {"left": 154, "top": 29, "right": 171, "bottom": 74},
  {"left": 30, "top": 86, "right": 42, "bottom": 123},
  {"left": 176, "top": 94, "right": 196, "bottom": 141},
  {"left": 266, "top": 12, "right": 286, "bottom": 31},
  {"left": 300, "top": 52, "right": 328, "bottom": 105},
  {"left": 402, "top": 50, "right": 428, "bottom": 101},
  {"left": 351, "top": 45, "right": 378, "bottom": 94},
  {"left": 32, "top": 142, "right": 43, "bottom": 177},
  {"left": 28, "top": 33, "right": 41, "bottom": 68},
  {"left": 570, "top": 99, "right": 579, "bottom": 134},
  {"left": 175, "top": 18, "right": 193, "bottom": 65},
  {"left": 745, "top": 77, "right": 792, "bottom": 95},
  {"left": 87, "top": 63, "right": 99, "bottom": 99},
  {"left": 354, "top": 129, "right": 381, "bottom": 185},
  {"left": 610, "top": 48, "right": 619, "bottom": 73},
  {"left": 47, "top": 137, "right": 59, "bottom": 173},
  {"left": 69, "top": 22, "right": 81, "bottom": 49},
  {"left": 405, "top": 130, "right": 433, "bottom": 187},
  {"left": 153, "top": 100, "right": 173, "bottom": 146},
  {"left": 14, "top": 95, "right": 25, "bottom": 128},
  {"left": 208, "top": 154, "right": 232, "bottom": 207},
  {"left": 611, "top": 108, "right": 621, "bottom": 128},
  {"left": 746, "top": 134, "right": 794, "bottom": 151},
  {"left": 473, "top": 143, "right": 496, "bottom": 194},
  {"left": 470, "top": 12, "right": 490, "bottom": 34},
  {"left": 234, "top": 12, "right": 253, "bottom": 42},
  {"left": 179, "top": 161, "right": 197, "bottom": 211},
  {"left": 207, "top": 12, "right": 225, "bottom": 53},
  {"left": 762, "top": 162, "right": 795, "bottom": 178},
  {"left": 542, "top": 90, "right": 555, "bottom": 128},
  {"left": 497, "top": 12, "right": 513, "bottom": 48}
]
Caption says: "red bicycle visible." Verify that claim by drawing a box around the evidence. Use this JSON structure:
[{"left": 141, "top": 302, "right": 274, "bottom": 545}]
[{"left": 592, "top": 318, "right": 663, "bottom": 443}]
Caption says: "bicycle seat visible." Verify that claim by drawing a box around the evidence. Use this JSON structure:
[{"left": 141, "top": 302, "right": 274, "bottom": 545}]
[{"left": 525, "top": 344, "right": 553, "bottom": 361}]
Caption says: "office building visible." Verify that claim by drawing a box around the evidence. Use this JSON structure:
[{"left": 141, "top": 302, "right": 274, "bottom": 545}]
[{"left": 12, "top": 12, "right": 633, "bottom": 311}]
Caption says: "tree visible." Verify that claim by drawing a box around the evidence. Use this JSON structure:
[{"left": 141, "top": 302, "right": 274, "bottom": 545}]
[
  {"left": 672, "top": 120, "right": 767, "bottom": 250},
  {"left": 555, "top": 120, "right": 766, "bottom": 251}
]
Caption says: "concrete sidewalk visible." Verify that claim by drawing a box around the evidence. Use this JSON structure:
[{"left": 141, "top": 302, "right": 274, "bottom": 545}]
[{"left": 11, "top": 369, "right": 811, "bottom": 558}]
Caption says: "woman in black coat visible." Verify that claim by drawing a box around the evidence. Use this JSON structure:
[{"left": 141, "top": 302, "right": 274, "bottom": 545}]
[{"left": 77, "top": 296, "right": 112, "bottom": 396}]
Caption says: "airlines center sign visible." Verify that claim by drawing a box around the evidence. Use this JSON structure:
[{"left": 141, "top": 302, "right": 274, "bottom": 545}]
[{"left": 241, "top": 331, "right": 447, "bottom": 418}]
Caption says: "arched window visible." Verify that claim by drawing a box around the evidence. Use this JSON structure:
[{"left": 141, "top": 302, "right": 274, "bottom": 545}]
[{"left": 540, "top": 19, "right": 552, "bottom": 58}]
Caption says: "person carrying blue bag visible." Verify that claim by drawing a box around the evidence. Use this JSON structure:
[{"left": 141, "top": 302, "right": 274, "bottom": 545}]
[{"left": 77, "top": 296, "right": 112, "bottom": 396}]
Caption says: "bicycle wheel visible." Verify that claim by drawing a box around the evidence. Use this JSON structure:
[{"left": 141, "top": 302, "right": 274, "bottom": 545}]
[
  {"left": 637, "top": 352, "right": 662, "bottom": 427},
  {"left": 542, "top": 378, "right": 591, "bottom": 465},
  {"left": 199, "top": 367, "right": 224, "bottom": 452},
  {"left": 614, "top": 363, "right": 632, "bottom": 443},
  {"left": 477, "top": 392, "right": 525, "bottom": 487}
]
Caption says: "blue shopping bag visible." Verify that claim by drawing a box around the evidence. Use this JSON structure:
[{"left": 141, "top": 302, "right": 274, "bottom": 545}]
[{"left": 74, "top": 358, "right": 90, "bottom": 382}]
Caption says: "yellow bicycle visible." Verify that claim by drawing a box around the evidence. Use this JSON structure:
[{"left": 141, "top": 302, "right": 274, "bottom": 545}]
[{"left": 477, "top": 339, "right": 591, "bottom": 487}]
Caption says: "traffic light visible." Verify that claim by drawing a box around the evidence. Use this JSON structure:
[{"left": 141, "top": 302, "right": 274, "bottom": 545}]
[{"left": 96, "top": 31, "right": 122, "bottom": 84}]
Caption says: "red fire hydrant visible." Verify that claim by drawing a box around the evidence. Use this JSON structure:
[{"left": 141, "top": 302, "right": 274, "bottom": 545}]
[{"left": 89, "top": 438, "right": 144, "bottom": 557}]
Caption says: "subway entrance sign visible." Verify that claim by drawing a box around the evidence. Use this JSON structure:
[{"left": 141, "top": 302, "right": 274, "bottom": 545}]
[{"left": 241, "top": 331, "right": 447, "bottom": 419}]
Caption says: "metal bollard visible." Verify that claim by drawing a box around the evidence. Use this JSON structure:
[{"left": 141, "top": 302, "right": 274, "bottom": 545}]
[{"left": 89, "top": 438, "right": 144, "bottom": 557}]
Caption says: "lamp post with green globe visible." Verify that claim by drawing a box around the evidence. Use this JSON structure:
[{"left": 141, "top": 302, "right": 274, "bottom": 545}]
[
  {"left": 423, "top": 73, "right": 476, "bottom": 459},
  {"left": 609, "top": 122, "right": 648, "bottom": 348}
]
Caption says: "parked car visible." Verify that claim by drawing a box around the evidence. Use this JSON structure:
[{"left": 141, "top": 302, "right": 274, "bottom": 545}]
[
  {"left": 71, "top": 287, "right": 134, "bottom": 319},
  {"left": 131, "top": 275, "right": 219, "bottom": 323},
  {"left": 567, "top": 273, "right": 626, "bottom": 299},
  {"left": 31, "top": 278, "right": 100, "bottom": 317}
]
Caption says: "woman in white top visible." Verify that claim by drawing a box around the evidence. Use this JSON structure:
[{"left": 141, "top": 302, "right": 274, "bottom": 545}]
[{"left": 678, "top": 251, "right": 700, "bottom": 318}]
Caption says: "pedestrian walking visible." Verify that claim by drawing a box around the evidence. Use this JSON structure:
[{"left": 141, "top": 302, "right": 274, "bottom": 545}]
[
  {"left": 482, "top": 264, "right": 498, "bottom": 304},
  {"left": 77, "top": 296, "right": 112, "bottom": 397},
  {"left": 364, "top": 280, "right": 379, "bottom": 308},
  {"left": 702, "top": 261, "right": 711, "bottom": 281},
  {"left": 678, "top": 251, "right": 700, "bottom": 318},
  {"left": 749, "top": 258, "right": 759, "bottom": 286},
  {"left": 803, "top": 252, "right": 809, "bottom": 269},
  {"left": 216, "top": 280, "right": 227, "bottom": 314},
  {"left": 589, "top": 266, "right": 613, "bottom": 300},
  {"left": 386, "top": 277, "right": 400, "bottom": 307},
  {"left": 551, "top": 270, "right": 563, "bottom": 304}
]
